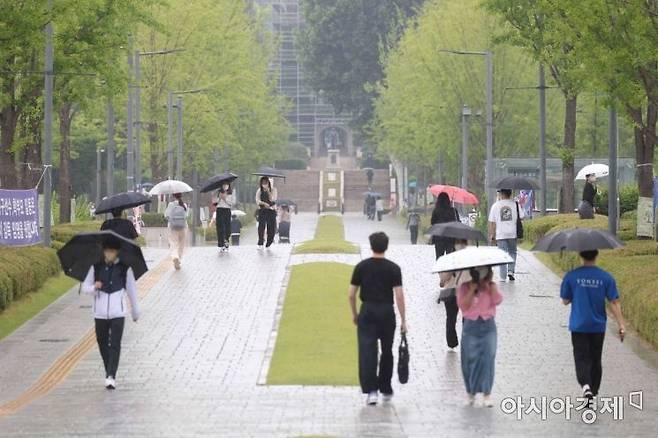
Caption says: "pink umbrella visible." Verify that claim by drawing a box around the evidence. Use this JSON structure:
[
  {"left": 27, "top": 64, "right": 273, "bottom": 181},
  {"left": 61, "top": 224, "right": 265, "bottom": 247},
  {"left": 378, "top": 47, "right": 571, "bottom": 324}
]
[{"left": 429, "top": 184, "right": 479, "bottom": 205}]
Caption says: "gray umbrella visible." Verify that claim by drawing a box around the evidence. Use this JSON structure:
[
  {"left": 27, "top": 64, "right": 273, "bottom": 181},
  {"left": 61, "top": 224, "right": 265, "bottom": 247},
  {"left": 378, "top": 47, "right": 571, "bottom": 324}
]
[
  {"left": 252, "top": 166, "right": 286, "bottom": 179},
  {"left": 531, "top": 228, "right": 624, "bottom": 253},
  {"left": 494, "top": 176, "right": 541, "bottom": 190},
  {"left": 428, "top": 221, "right": 486, "bottom": 242}
]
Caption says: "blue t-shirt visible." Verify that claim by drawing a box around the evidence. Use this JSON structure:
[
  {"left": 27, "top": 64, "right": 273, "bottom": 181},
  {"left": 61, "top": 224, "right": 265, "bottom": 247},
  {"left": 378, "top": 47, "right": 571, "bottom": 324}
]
[{"left": 560, "top": 266, "right": 619, "bottom": 333}]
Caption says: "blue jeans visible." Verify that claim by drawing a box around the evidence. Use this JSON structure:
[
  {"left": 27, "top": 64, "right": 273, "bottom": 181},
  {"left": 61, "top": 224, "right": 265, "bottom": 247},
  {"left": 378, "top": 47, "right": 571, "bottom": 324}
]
[
  {"left": 496, "top": 238, "right": 517, "bottom": 278},
  {"left": 461, "top": 317, "right": 497, "bottom": 395}
]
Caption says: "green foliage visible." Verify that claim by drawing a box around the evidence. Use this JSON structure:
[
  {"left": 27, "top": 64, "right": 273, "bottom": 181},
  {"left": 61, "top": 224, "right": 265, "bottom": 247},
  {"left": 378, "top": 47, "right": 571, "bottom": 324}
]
[
  {"left": 298, "top": 0, "right": 423, "bottom": 127},
  {"left": 51, "top": 221, "right": 104, "bottom": 247},
  {"left": 293, "top": 215, "right": 360, "bottom": 254},
  {"left": 0, "top": 273, "right": 76, "bottom": 340},
  {"left": 0, "top": 247, "right": 61, "bottom": 311},
  {"left": 594, "top": 185, "right": 639, "bottom": 217},
  {"left": 267, "top": 262, "right": 358, "bottom": 385},
  {"left": 142, "top": 213, "right": 167, "bottom": 227}
]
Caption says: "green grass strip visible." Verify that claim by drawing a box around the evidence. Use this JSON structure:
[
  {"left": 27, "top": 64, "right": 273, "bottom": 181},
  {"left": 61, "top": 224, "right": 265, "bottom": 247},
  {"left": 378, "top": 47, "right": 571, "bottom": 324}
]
[
  {"left": 0, "top": 273, "right": 76, "bottom": 341},
  {"left": 267, "top": 262, "right": 358, "bottom": 385},
  {"left": 293, "top": 215, "right": 360, "bottom": 254}
]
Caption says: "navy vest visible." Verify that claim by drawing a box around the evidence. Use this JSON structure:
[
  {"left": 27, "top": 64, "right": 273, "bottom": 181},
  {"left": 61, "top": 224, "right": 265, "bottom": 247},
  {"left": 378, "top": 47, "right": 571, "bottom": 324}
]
[{"left": 94, "top": 262, "right": 128, "bottom": 294}]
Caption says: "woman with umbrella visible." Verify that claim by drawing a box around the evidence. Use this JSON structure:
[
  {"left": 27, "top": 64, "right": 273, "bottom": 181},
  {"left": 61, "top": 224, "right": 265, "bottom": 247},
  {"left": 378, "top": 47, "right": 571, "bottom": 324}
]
[
  {"left": 79, "top": 235, "right": 141, "bottom": 390},
  {"left": 579, "top": 173, "right": 597, "bottom": 219},
  {"left": 164, "top": 193, "right": 189, "bottom": 270},
  {"left": 215, "top": 181, "right": 234, "bottom": 252},
  {"left": 95, "top": 192, "right": 151, "bottom": 240},
  {"left": 431, "top": 192, "right": 460, "bottom": 259},
  {"left": 255, "top": 176, "right": 278, "bottom": 248}
]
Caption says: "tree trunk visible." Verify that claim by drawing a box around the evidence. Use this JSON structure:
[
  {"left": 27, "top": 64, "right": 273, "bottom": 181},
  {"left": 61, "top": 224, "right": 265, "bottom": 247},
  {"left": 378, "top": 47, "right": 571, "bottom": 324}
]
[
  {"left": 0, "top": 104, "right": 18, "bottom": 189},
  {"left": 58, "top": 103, "right": 74, "bottom": 223},
  {"left": 559, "top": 95, "right": 577, "bottom": 213},
  {"left": 17, "top": 113, "right": 43, "bottom": 189},
  {"left": 629, "top": 102, "right": 657, "bottom": 198},
  {"left": 147, "top": 121, "right": 163, "bottom": 180}
]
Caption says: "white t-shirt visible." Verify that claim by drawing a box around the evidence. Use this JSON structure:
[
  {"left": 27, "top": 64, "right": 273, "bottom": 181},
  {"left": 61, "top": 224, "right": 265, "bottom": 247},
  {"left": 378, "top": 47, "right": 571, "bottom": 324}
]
[{"left": 488, "top": 199, "right": 524, "bottom": 240}]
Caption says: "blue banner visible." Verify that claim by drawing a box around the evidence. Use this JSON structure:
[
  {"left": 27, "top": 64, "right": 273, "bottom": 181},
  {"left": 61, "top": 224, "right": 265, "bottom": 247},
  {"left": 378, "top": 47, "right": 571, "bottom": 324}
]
[{"left": 0, "top": 188, "right": 41, "bottom": 246}]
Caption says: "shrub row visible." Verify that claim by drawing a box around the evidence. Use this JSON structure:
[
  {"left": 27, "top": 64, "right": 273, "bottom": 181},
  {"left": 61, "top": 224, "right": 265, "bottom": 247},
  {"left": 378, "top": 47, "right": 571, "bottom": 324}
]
[
  {"left": 0, "top": 246, "right": 60, "bottom": 311},
  {"left": 142, "top": 212, "right": 168, "bottom": 227},
  {"left": 594, "top": 185, "right": 639, "bottom": 216},
  {"left": 51, "top": 221, "right": 104, "bottom": 248}
]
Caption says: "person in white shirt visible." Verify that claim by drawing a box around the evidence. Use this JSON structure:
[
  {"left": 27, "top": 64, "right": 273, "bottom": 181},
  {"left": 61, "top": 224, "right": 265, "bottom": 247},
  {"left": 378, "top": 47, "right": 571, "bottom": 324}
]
[
  {"left": 82, "top": 238, "right": 140, "bottom": 390},
  {"left": 215, "top": 182, "right": 234, "bottom": 252},
  {"left": 164, "top": 193, "right": 188, "bottom": 270},
  {"left": 488, "top": 189, "right": 524, "bottom": 281}
]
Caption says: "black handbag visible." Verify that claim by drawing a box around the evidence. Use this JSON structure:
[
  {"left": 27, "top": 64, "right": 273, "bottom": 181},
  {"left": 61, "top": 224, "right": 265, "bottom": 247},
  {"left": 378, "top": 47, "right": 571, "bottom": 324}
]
[
  {"left": 397, "top": 332, "right": 409, "bottom": 384},
  {"left": 515, "top": 201, "right": 524, "bottom": 239}
]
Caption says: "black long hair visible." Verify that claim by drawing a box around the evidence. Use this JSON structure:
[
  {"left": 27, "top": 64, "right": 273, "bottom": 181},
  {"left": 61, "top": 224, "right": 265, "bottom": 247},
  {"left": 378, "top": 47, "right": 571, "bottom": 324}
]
[
  {"left": 431, "top": 192, "right": 457, "bottom": 223},
  {"left": 173, "top": 193, "right": 187, "bottom": 211},
  {"left": 259, "top": 176, "right": 272, "bottom": 191}
]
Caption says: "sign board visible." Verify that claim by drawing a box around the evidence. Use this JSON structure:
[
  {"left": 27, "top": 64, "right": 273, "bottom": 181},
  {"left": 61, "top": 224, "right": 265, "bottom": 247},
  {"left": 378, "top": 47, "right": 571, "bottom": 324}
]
[
  {"left": 0, "top": 188, "right": 41, "bottom": 246},
  {"left": 636, "top": 196, "right": 655, "bottom": 238}
]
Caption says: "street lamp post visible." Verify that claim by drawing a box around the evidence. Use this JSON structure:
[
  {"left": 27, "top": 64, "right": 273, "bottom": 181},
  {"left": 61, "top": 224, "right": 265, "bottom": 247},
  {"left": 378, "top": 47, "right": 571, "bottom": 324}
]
[
  {"left": 96, "top": 148, "right": 105, "bottom": 207},
  {"left": 461, "top": 104, "right": 471, "bottom": 189},
  {"left": 176, "top": 96, "right": 183, "bottom": 180},
  {"left": 126, "top": 42, "right": 134, "bottom": 192},
  {"left": 539, "top": 64, "right": 548, "bottom": 215},
  {"left": 166, "top": 88, "right": 208, "bottom": 181},
  {"left": 106, "top": 102, "right": 115, "bottom": 196},
  {"left": 43, "top": 0, "right": 54, "bottom": 246},
  {"left": 167, "top": 91, "right": 174, "bottom": 179},
  {"left": 439, "top": 49, "right": 494, "bottom": 206},
  {"left": 608, "top": 107, "right": 618, "bottom": 235}
]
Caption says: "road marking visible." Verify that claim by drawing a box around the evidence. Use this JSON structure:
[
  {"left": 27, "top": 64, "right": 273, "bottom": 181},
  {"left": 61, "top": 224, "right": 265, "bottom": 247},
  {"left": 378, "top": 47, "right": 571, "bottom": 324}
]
[{"left": 0, "top": 258, "right": 170, "bottom": 417}]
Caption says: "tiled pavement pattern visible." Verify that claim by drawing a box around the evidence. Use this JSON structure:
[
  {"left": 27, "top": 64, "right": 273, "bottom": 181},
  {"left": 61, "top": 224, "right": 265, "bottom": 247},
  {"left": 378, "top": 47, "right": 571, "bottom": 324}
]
[{"left": 0, "top": 213, "right": 657, "bottom": 436}]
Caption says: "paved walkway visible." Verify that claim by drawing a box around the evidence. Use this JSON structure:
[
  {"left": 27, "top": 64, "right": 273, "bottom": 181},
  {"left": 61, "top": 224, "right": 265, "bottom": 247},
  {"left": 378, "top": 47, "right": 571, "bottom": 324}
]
[{"left": 0, "top": 213, "right": 657, "bottom": 436}]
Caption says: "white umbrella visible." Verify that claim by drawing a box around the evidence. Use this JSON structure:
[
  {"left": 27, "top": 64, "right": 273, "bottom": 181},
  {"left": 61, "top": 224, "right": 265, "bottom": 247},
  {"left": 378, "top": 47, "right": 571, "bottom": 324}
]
[
  {"left": 231, "top": 209, "right": 246, "bottom": 217},
  {"left": 431, "top": 246, "right": 513, "bottom": 273},
  {"left": 575, "top": 163, "right": 609, "bottom": 180},
  {"left": 148, "top": 179, "right": 193, "bottom": 196}
]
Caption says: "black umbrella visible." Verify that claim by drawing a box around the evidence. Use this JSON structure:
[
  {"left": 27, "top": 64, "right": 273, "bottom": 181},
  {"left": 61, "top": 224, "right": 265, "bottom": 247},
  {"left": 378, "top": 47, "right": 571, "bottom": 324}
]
[
  {"left": 200, "top": 172, "right": 238, "bottom": 193},
  {"left": 428, "top": 221, "right": 486, "bottom": 241},
  {"left": 252, "top": 166, "right": 286, "bottom": 179},
  {"left": 57, "top": 231, "right": 148, "bottom": 282},
  {"left": 531, "top": 228, "right": 624, "bottom": 253},
  {"left": 94, "top": 192, "right": 151, "bottom": 215},
  {"left": 494, "top": 176, "right": 541, "bottom": 190}
]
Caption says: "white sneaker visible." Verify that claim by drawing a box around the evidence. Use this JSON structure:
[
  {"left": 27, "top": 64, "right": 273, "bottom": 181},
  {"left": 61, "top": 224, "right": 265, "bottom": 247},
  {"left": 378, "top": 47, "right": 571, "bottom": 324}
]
[
  {"left": 366, "top": 391, "right": 378, "bottom": 406},
  {"left": 257, "top": 245, "right": 264, "bottom": 251},
  {"left": 466, "top": 394, "right": 475, "bottom": 406},
  {"left": 382, "top": 393, "right": 393, "bottom": 402},
  {"left": 105, "top": 377, "right": 116, "bottom": 390},
  {"left": 447, "top": 346, "right": 457, "bottom": 353},
  {"left": 483, "top": 395, "right": 494, "bottom": 408}
]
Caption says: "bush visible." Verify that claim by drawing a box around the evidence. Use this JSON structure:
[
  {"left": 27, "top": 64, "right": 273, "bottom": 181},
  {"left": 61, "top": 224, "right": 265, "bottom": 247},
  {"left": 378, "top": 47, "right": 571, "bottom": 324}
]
[
  {"left": 0, "top": 246, "right": 60, "bottom": 311},
  {"left": 594, "top": 185, "right": 639, "bottom": 216},
  {"left": 275, "top": 158, "right": 307, "bottom": 170},
  {"left": 51, "top": 221, "right": 103, "bottom": 247},
  {"left": 142, "top": 212, "right": 167, "bottom": 227}
]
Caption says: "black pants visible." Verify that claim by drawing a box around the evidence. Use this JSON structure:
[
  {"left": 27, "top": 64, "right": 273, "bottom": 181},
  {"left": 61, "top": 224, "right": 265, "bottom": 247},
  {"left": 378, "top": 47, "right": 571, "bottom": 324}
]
[
  {"left": 216, "top": 208, "right": 231, "bottom": 247},
  {"left": 433, "top": 236, "right": 455, "bottom": 259},
  {"left": 357, "top": 302, "right": 396, "bottom": 394},
  {"left": 571, "top": 331, "right": 605, "bottom": 395},
  {"left": 409, "top": 225, "right": 419, "bottom": 245},
  {"left": 95, "top": 317, "right": 125, "bottom": 378},
  {"left": 257, "top": 209, "right": 277, "bottom": 246},
  {"left": 444, "top": 295, "right": 459, "bottom": 348}
]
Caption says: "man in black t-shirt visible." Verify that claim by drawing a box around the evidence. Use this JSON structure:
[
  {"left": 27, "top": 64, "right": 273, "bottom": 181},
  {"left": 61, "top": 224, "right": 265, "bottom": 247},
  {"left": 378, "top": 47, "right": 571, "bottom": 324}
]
[{"left": 349, "top": 232, "right": 407, "bottom": 406}]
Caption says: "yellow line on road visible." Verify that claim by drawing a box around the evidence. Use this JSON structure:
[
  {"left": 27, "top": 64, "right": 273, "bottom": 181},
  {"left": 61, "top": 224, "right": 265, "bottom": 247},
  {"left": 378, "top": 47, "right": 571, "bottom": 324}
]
[{"left": 0, "top": 259, "right": 170, "bottom": 418}]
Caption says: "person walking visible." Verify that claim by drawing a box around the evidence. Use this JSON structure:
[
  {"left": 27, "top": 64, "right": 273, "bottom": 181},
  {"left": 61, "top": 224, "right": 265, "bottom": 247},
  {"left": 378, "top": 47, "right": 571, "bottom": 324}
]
[
  {"left": 82, "top": 238, "right": 140, "bottom": 390},
  {"left": 438, "top": 239, "right": 470, "bottom": 351},
  {"left": 277, "top": 205, "right": 292, "bottom": 243},
  {"left": 406, "top": 211, "right": 421, "bottom": 244},
  {"left": 215, "top": 182, "right": 233, "bottom": 252},
  {"left": 375, "top": 196, "right": 384, "bottom": 221},
  {"left": 560, "top": 249, "right": 625, "bottom": 402},
  {"left": 164, "top": 193, "right": 188, "bottom": 270},
  {"left": 457, "top": 266, "right": 502, "bottom": 407},
  {"left": 100, "top": 208, "right": 138, "bottom": 240},
  {"left": 488, "top": 189, "right": 523, "bottom": 281},
  {"left": 230, "top": 214, "right": 242, "bottom": 246},
  {"left": 255, "top": 176, "right": 277, "bottom": 249},
  {"left": 578, "top": 174, "right": 597, "bottom": 219},
  {"left": 348, "top": 232, "right": 407, "bottom": 406},
  {"left": 431, "top": 193, "right": 460, "bottom": 259}
]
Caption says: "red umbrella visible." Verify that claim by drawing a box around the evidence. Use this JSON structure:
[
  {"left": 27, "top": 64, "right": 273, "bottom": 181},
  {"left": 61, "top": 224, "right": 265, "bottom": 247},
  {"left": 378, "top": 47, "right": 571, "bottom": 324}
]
[{"left": 429, "top": 184, "right": 479, "bottom": 205}]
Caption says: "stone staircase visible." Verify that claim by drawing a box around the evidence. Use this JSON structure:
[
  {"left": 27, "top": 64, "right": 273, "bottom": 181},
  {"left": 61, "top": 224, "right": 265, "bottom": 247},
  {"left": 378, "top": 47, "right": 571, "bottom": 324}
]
[
  {"left": 276, "top": 170, "right": 321, "bottom": 212},
  {"left": 343, "top": 169, "right": 390, "bottom": 212}
]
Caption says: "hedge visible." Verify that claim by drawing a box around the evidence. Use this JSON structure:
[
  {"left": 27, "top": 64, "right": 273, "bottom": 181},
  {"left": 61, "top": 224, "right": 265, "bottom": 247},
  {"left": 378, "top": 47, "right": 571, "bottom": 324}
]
[
  {"left": 142, "top": 212, "right": 167, "bottom": 227},
  {"left": 51, "top": 221, "right": 104, "bottom": 247},
  {"left": 0, "top": 246, "right": 60, "bottom": 311},
  {"left": 523, "top": 213, "right": 637, "bottom": 243},
  {"left": 594, "top": 185, "right": 639, "bottom": 216}
]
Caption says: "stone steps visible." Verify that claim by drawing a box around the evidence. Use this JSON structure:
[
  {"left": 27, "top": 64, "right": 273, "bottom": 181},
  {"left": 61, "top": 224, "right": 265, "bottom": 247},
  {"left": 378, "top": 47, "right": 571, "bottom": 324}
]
[
  {"left": 343, "top": 169, "right": 390, "bottom": 212},
  {"left": 276, "top": 170, "right": 320, "bottom": 212}
]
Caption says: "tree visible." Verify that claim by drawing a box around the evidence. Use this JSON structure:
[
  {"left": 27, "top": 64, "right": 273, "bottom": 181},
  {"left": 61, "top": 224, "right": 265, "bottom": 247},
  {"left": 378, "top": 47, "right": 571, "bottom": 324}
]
[
  {"left": 298, "top": 0, "right": 423, "bottom": 127},
  {"left": 484, "top": 0, "right": 584, "bottom": 213},
  {"left": 550, "top": 0, "right": 658, "bottom": 202}
]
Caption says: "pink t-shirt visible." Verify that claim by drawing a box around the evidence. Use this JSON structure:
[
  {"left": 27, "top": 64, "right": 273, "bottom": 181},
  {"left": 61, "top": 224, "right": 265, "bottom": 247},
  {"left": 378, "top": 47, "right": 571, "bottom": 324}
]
[{"left": 457, "top": 282, "right": 503, "bottom": 321}]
